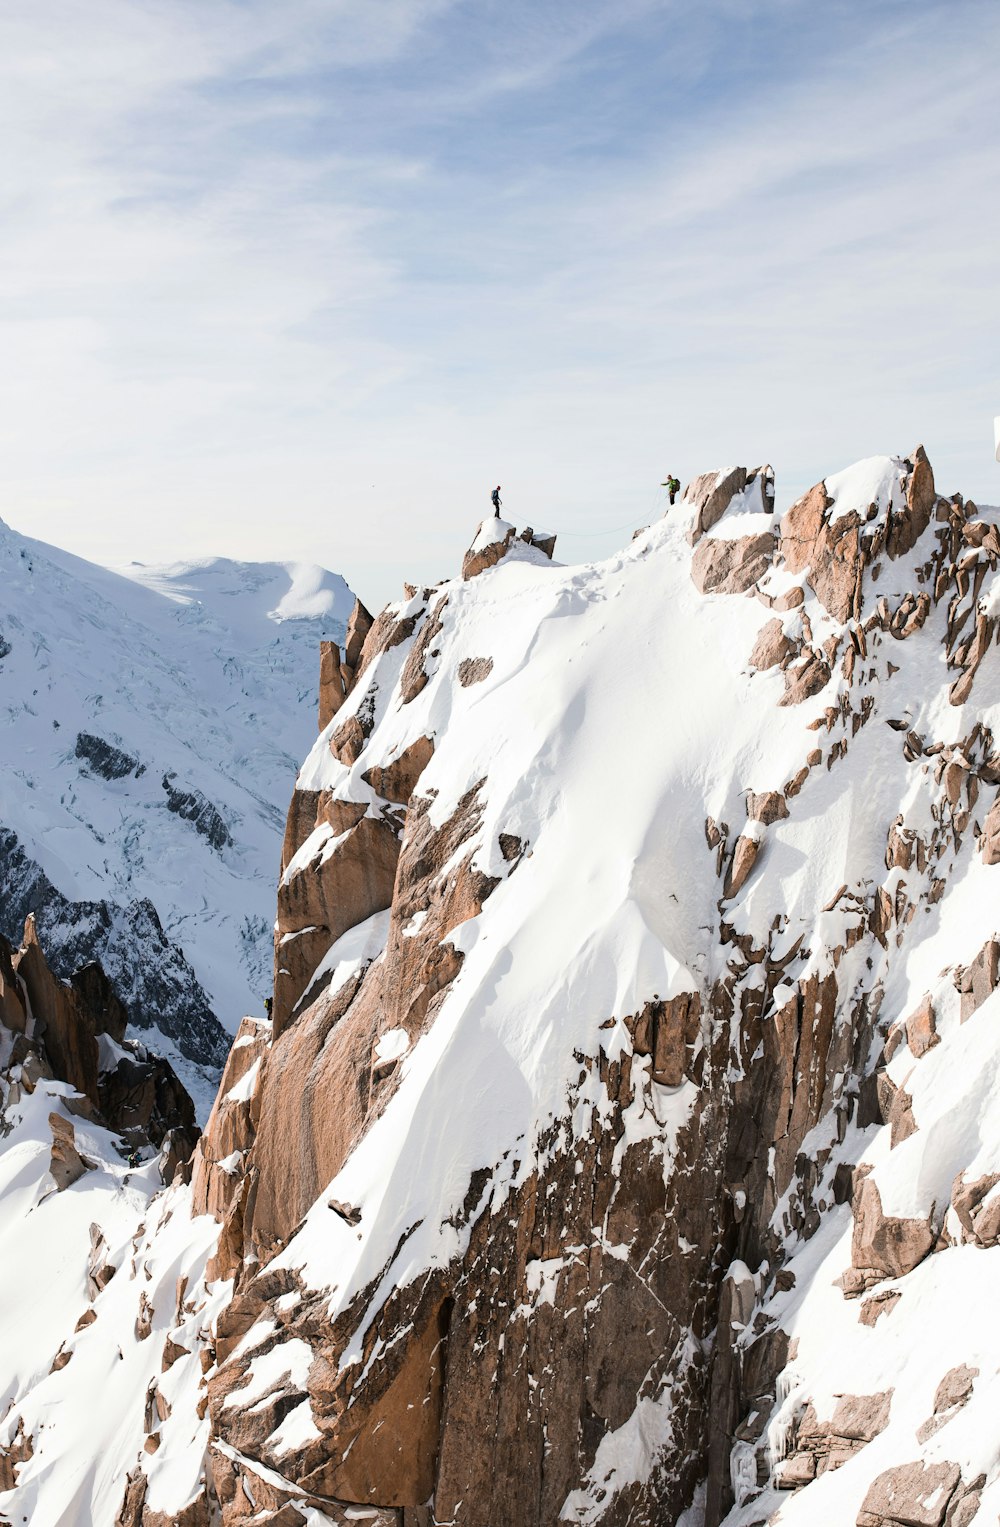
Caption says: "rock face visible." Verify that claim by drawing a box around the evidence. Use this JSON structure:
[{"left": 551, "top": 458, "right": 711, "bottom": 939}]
[
  {"left": 0, "top": 917, "right": 198, "bottom": 1169},
  {"left": 6, "top": 448, "right": 1000, "bottom": 1527},
  {"left": 461, "top": 519, "right": 557, "bottom": 580},
  {"left": 780, "top": 448, "right": 935, "bottom": 622},
  {"left": 0, "top": 827, "right": 230, "bottom": 1074},
  {"left": 319, "top": 640, "right": 346, "bottom": 729},
  {"left": 691, "top": 530, "right": 776, "bottom": 595}
]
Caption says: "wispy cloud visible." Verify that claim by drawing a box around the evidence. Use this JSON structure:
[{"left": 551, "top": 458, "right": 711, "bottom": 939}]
[{"left": 0, "top": 0, "right": 997, "bottom": 607}]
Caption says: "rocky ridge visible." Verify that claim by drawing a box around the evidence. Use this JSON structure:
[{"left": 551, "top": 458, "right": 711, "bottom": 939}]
[{"left": 3, "top": 460, "right": 1000, "bottom": 1525}]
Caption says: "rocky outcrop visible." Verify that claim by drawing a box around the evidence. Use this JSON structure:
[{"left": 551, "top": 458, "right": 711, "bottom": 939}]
[
  {"left": 48, "top": 1111, "right": 93, "bottom": 1190},
  {"left": 857, "top": 1460, "right": 962, "bottom": 1527},
  {"left": 0, "top": 827, "right": 230, "bottom": 1069},
  {"left": 343, "top": 596, "right": 374, "bottom": 677},
  {"left": 749, "top": 618, "right": 795, "bottom": 671},
  {"left": 683, "top": 467, "right": 749, "bottom": 544},
  {"left": 362, "top": 734, "right": 434, "bottom": 805},
  {"left": 190, "top": 1015, "right": 270, "bottom": 1280},
  {"left": 691, "top": 531, "right": 775, "bottom": 596},
  {"left": 770, "top": 1391, "right": 892, "bottom": 1489},
  {"left": 273, "top": 810, "right": 401, "bottom": 1034},
  {"left": 318, "top": 639, "right": 346, "bottom": 728},
  {"left": 0, "top": 1420, "right": 33, "bottom": 1493},
  {"left": 161, "top": 773, "right": 232, "bottom": 851},
  {"left": 462, "top": 520, "right": 557, "bottom": 580},
  {"left": 0, "top": 918, "right": 197, "bottom": 1177},
  {"left": 850, "top": 1174, "right": 935, "bottom": 1282},
  {"left": 458, "top": 656, "right": 493, "bottom": 686},
  {"left": 780, "top": 448, "right": 937, "bottom": 622},
  {"left": 75, "top": 731, "right": 142, "bottom": 780},
  {"left": 916, "top": 1365, "right": 977, "bottom": 1443}
]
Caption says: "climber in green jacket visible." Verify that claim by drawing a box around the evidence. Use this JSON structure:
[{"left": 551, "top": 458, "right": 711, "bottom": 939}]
[{"left": 662, "top": 475, "right": 681, "bottom": 506}]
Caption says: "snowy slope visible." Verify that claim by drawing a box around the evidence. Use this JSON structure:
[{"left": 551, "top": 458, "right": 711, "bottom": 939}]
[
  {"left": 3, "top": 453, "right": 1000, "bottom": 1526},
  {"left": 205, "top": 457, "right": 1000, "bottom": 1524},
  {"left": 0, "top": 517, "right": 354, "bottom": 1114}
]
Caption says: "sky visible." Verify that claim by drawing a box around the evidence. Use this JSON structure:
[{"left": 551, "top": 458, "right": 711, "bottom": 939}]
[{"left": 0, "top": 0, "right": 998, "bottom": 612}]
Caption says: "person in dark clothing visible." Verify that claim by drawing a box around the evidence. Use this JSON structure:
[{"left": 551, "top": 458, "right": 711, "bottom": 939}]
[
  {"left": 264, "top": 995, "right": 273, "bottom": 1020},
  {"left": 127, "top": 1148, "right": 141, "bottom": 1169},
  {"left": 661, "top": 475, "right": 681, "bottom": 506},
  {"left": 491, "top": 485, "right": 502, "bottom": 516}
]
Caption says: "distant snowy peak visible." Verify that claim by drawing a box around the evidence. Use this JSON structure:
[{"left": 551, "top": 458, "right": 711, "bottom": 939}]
[
  {"left": 0, "top": 512, "right": 359, "bottom": 1117},
  {"left": 117, "top": 555, "right": 355, "bottom": 630}
]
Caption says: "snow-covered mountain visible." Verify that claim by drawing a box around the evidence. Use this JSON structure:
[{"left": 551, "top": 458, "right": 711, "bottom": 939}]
[
  {"left": 0, "top": 516, "right": 355, "bottom": 1114},
  {"left": 3, "top": 450, "right": 1000, "bottom": 1526}
]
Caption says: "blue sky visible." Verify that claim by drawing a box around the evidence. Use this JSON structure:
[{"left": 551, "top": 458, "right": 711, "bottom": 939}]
[{"left": 1, "top": 0, "right": 998, "bottom": 608}]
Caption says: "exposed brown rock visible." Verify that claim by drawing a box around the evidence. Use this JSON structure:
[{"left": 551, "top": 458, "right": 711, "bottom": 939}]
[
  {"left": 273, "top": 812, "right": 400, "bottom": 1035},
  {"left": 851, "top": 1175, "right": 935, "bottom": 1281},
  {"left": 86, "top": 1223, "right": 117, "bottom": 1300},
  {"left": 916, "top": 1365, "right": 977, "bottom": 1443},
  {"left": 0, "top": 935, "right": 27, "bottom": 1033},
  {"left": 887, "top": 447, "right": 936, "bottom": 559},
  {"left": 329, "top": 714, "right": 366, "bottom": 767},
  {"left": 981, "top": 794, "right": 1000, "bottom": 864},
  {"left": 683, "top": 466, "right": 747, "bottom": 544},
  {"left": 950, "top": 1170, "right": 1000, "bottom": 1248},
  {"left": 16, "top": 916, "right": 100, "bottom": 1107},
  {"left": 904, "top": 994, "right": 939, "bottom": 1058},
  {"left": 857, "top": 1459, "right": 960, "bottom": 1527},
  {"left": 458, "top": 656, "right": 494, "bottom": 686},
  {"left": 462, "top": 522, "right": 557, "bottom": 581},
  {"left": 462, "top": 522, "right": 516, "bottom": 580},
  {"left": 691, "top": 532, "right": 775, "bottom": 596},
  {"left": 343, "top": 598, "right": 374, "bottom": 671},
  {"left": 357, "top": 608, "right": 422, "bottom": 694},
  {"left": 248, "top": 786, "right": 497, "bottom": 1265},
  {"left": 48, "top": 1111, "right": 93, "bottom": 1191},
  {"left": 780, "top": 481, "right": 858, "bottom": 620},
  {"left": 69, "top": 960, "right": 128, "bottom": 1044},
  {"left": 780, "top": 652, "right": 830, "bottom": 706},
  {"left": 726, "top": 833, "right": 762, "bottom": 896},
  {"left": 627, "top": 994, "right": 702, "bottom": 1087},
  {"left": 889, "top": 1085, "right": 918, "bottom": 1148},
  {"left": 399, "top": 597, "right": 446, "bottom": 704},
  {"left": 188, "top": 463, "right": 1000, "bottom": 1526},
  {"left": 318, "top": 641, "right": 345, "bottom": 730},
  {"left": 0, "top": 1420, "right": 33, "bottom": 1493},
  {"left": 191, "top": 1016, "right": 269, "bottom": 1233},
  {"left": 749, "top": 618, "right": 795, "bottom": 671},
  {"left": 859, "top": 1288, "right": 901, "bottom": 1326},
  {"left": 778, "top": 1389, "right": 893, "bottom": 1484},
  {"left": 747, "top": 791, "right": 788, "bottom": 825},
  {"left": 958, "top": 937, "right": 999, "bottom": 1021},
  {"left": 362, "top": 734, "right": 434, "bottom": 805}
]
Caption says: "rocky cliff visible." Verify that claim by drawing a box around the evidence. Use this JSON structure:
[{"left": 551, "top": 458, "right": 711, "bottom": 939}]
[{"left": 4, "top": 454, "right": 1000, "bottom": 1526}]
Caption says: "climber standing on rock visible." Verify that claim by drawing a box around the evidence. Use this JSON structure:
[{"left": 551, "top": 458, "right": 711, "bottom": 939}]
[
  {"left": 661, "top": 474, "right": 681, "bottom": 506},
  {"left": 491, "top": 485, "right": 502, "bottom": 517}
]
